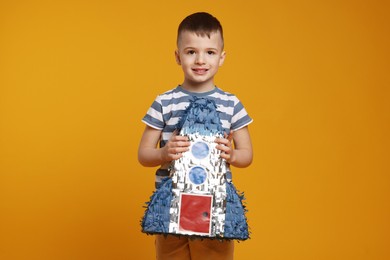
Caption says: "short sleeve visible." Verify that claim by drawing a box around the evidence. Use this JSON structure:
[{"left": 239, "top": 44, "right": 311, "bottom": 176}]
[
  {"left": 230, "top": 98, "right": 253, "bottom": 131},
  {"left": 142, "top": 95, "right": 165, "bottom": 130}
]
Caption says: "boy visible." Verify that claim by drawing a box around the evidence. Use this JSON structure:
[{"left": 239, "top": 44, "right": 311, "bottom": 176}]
[{"left": 138, "top": 12, "right": 253, "bottom": 260}]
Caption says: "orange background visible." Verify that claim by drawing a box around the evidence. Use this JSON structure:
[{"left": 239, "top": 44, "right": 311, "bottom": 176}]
[{"left": 1, "top": 1, "right": 389, "bottom": 259}]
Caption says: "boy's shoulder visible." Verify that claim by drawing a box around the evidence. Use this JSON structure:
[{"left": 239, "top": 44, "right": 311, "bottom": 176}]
[
  {"left": 214, "top": 86, "right": 235, "bottom": 96},
  {"left": 213, "top": 87, "right": 242, "bottom": 104},
  {"left": 156, "top": 86, "right": 183, "bottom": 98}
]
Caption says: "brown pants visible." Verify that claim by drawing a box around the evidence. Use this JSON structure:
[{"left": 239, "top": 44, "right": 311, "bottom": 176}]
[{"left": 155, "top": 235, "right": 234, "bottom": 260}]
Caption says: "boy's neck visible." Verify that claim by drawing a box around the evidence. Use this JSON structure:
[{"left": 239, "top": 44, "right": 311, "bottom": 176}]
[{"left": 180, "top": 81, "right": 216, "bottom": 93}]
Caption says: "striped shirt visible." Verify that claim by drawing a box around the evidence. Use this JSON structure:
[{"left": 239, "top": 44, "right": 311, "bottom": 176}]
[
  {"left": 142, "top": 85, "right": 253, "bottom": 148},
  {"left": 142, "top": 86, "right": 253, "bottom": 186}
]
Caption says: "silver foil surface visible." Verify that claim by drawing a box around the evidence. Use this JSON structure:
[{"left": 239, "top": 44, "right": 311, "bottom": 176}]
[{"left": 168, "top": 133, "right": 228, "bottom": 237}]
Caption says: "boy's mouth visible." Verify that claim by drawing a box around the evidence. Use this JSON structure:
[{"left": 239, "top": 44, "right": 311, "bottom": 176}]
[{"left": 192, "top": 68, "right": 208, "bottom": 74}]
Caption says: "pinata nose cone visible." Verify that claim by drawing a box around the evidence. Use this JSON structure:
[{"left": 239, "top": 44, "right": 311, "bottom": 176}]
[{"left": 176, "top": 97, "right": 224, "bottom": 135}]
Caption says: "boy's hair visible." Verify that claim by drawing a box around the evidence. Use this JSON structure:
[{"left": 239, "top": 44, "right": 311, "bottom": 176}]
[{"left": 177, "top": 12, "right": 224, "bottom": 46}]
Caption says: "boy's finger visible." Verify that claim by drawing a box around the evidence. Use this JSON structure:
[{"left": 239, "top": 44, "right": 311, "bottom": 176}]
[
  {"left": 227, "top": 130, "right": 234, "bottom": 142},
  {"left": 171, "top": 133, "right": 189, "bottom": 143}
]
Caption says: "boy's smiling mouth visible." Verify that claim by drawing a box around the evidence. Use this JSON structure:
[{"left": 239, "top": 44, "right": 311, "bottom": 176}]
[{"left": 192, "top": 68, "right": 209, "bottom": 74}]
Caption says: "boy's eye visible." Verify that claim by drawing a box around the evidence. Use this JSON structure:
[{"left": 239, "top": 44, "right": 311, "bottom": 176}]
[
  {"left": 187, "top": 50, "right": 195, "bottom": 55},
  {"left": 207, "top": 51, "right": 216, "bottom": 55}
]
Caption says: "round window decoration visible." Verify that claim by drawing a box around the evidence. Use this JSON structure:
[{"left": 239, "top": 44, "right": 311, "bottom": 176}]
[
  {"left": 188, "top": 166, "right": 208, "bottom": 185},
  {"left": 191, "top": 141, "right": 210, "bottom": 160}
]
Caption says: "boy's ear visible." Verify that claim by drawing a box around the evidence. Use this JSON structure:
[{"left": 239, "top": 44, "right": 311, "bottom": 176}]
[
  {"left": 219, "top": 50, "right": 226, "bottom": 66},
  {"left": 175, "top": 50, "right": 181, "bottom": 65}
]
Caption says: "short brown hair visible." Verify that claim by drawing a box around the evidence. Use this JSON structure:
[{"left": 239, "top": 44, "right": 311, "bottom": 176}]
[{"left": 177, "top": 12, "right": 224, "bottom": 45}]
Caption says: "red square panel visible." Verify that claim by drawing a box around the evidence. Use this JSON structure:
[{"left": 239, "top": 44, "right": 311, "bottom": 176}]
[{"left": 178, "top": 193, "right": 212, "bottom": 235}]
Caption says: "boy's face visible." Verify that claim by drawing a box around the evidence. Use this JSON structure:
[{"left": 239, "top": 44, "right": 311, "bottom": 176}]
[{"left": 175, "top": 30, "right": 226, "bottom": 92}]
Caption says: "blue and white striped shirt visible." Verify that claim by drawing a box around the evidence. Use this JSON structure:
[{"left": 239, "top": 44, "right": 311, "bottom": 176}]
[{"left": 142, "top": 86, "right": 253, "bottom": 148}]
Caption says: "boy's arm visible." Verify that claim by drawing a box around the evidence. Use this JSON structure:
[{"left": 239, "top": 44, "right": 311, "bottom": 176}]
[
  {"left": 216, "top": 126, "right": 253, "bottom": 168},
  {"left": 138, "top": 125, "right": 190, "bottom": 167}
]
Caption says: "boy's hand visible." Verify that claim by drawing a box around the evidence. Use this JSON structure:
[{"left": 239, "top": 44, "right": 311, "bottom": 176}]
[
  {"left": 215, "top": 131, "right": 234, "bottom": 163},
  {"left": 161, "top": 130, "right": 190, "bottom": 162}
]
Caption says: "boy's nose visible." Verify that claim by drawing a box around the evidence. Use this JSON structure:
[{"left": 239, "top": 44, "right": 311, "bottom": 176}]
[{"left": 195, "top": 54, "right": 205, "bottom": 64}]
